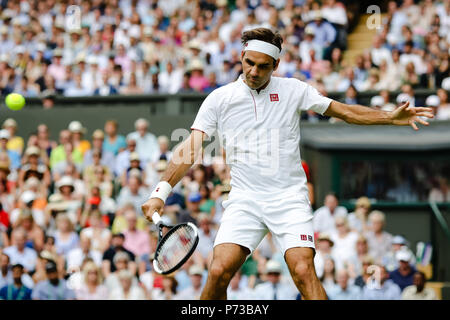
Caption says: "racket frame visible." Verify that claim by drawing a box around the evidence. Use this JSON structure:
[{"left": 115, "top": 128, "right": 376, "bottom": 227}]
[{"left": 152, "top": 212, "right": 199, "bottom": 275}]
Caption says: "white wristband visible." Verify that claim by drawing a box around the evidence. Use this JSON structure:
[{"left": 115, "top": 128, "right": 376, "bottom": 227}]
[{"left": 150, "top": 181, "right": 172, "bottom": 203}]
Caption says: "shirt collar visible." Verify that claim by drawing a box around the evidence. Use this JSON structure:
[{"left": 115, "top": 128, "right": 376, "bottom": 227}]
[{"left": 238, "top": 74, "right": 273, "bottom": 95}]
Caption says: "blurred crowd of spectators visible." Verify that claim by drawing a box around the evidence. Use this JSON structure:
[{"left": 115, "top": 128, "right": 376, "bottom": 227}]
[
  {"left": 0, "top": 117, "right": 439, "bottom": 300},
  {"left": 0, "top": 0, "right": 447, "bottom": 99}
]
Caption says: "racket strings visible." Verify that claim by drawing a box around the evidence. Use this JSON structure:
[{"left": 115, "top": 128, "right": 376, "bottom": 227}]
[{"left": 156, "top": 226, "right": 196, "bottom": 272}]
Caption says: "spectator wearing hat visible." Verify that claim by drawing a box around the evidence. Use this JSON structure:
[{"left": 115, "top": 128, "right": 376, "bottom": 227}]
[
  {"left": 314, "top": 233, "right": 334, "bottom": 279},
  {"left": 0, "top": 129, "right": 21, "bottom": 170},
  {"left": 361, "top": 265, "right": 401, "bottom": 300},
  {"left": 68, "top": 121, "right": 91, "bottom": 156},
  {"left": 120, "top": 151, "right": 145, "bottom": 187},
  {"left": 181, "top": 192, "right": 204, "bottom": 224},
  {"left": 18, "top": 146, "right": 51, "bottom": 192},
  {"left": 2, "top": 118, "right": 24, "bottom": 156},
  {"left": 188, "top": 59, "right": 209, "bottom": 92},
  {"left": 313, "top": 192, "right": 348, "bottom": 234},
  {"left": 327, "top": 269, "right": 361, "bottom": 300},
  {"left": 53, "top": 176, "right": 82, "bottom": 223},
  {"left": 146, "top": 159, "right": 169, "bottom": 190},
  {"left": 424, "top": 94, "right": 440, "bottom": 119},
  {"left": 0, "top": 263, "right": 32, "bottom": 300},
  {"left": 9, "top": 190, "right": 45, "bottom": 229},
  {"left": 32, "top": 261, "right": 76, "bottom": 300},
  {"left": 57, "top": 163, "right": 86, "bottom": 200},
  {"left": 389, "top": 249, "right": 417, "bottom": 291},
  {"left": 175, "top": 264, "right": 206, "bottom": 300},
  {"left": 3, "top": 228, "right": 37, "bottom": 273},
  {"left": 127, "top": 118, "right": 159, "bottom": 166},
  {"left": 251, "top": 260, "right": 298, "bottom": 300},
  {"left": 102, "top": 120, "right": 127, "bottom": 157},
  {"left": 75, "top": 261, "right": 108, "bottom": 300},
  {"left": 382, "top": 235, "right": 415, "bottom": 272},
  {"left": 402, "top": 271, "right": 437, "bottom": 300},
  {"left": 369, "top": 95, "right": 385, "bottom": 111}
]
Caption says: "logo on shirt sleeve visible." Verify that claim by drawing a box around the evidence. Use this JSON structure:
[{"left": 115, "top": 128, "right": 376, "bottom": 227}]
[
  {"left": 269, "top": 93, "right": 279, "bottom": 102},
  {"left": 301, "top": 234, "right": 313, "bottom": 242}
]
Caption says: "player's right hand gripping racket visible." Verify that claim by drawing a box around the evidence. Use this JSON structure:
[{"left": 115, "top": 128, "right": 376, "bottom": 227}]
[{"left": 151, "top": 212, "right": 199, "bottom": 275}]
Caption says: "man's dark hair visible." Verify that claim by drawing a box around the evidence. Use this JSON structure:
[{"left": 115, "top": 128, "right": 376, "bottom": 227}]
[
  {"left": 241, "top": 28, "right": 283, "bottom": 52},
  {"left": 113, "top": 233, "right": 125, "bottom": 240},
  {"left": 415, "top": 271, "right": 426, "bottom": 281}
]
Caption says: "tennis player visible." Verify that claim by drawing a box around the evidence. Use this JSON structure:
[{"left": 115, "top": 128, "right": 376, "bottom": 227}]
[{"left": 141, "top": 28, "right": 433, "bottom": 300}]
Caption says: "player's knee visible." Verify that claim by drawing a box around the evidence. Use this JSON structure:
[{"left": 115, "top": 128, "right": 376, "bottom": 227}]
[
  {"left": 293, "top": 261, "right": 315, "bottom": 283},
  {"left": 209, "top": 263, "right": 234, "bottom": 284}
]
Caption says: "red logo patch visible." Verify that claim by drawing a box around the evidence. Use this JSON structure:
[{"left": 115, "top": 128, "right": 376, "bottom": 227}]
[
  {"left": 270, "top": 94, "right": 279, "bottom": 102},
  {"left": 301, "top": 234, "right": 307, "bottom": 241},
  {"left": 155, "top": 187, "right": 160, "bottom": 192}
]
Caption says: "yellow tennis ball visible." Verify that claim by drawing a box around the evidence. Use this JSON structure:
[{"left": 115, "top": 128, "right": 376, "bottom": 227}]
[{"left": 5, "top": 93, "right": 26, "bottom": 111}]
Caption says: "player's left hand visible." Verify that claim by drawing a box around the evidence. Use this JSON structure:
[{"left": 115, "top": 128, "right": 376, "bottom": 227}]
[{"left": 391, "top": 101, "right": 434, "bottom": 130}]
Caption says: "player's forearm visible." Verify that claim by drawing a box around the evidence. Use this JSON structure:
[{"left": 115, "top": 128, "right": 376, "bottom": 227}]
[
  {"left": 160, "top": 131, "right": 203, "bottom": 187},
  {"left": 327, "top": 101, "right": 394, "bottom": 125}
]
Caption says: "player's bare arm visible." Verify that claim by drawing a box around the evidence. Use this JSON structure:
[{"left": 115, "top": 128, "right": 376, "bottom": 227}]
[
  {"left": 141, "top": 129, "right": 205, "bottom": 221},
  {"left": 324, "top": 100, "right": 434, "bottom": 130}
]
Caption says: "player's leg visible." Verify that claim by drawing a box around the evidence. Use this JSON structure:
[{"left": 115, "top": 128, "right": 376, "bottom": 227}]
[
  {"left": 284, "top": 247, "right": 328, "bottom": 300},
  {"left": 200, "top": 243, "right": 249, "bottom": 300},
  {"left": 261, "top": 196, "right": 327, "bottom": 299}
]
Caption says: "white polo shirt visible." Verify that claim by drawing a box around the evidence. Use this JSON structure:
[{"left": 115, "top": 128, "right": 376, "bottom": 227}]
[{"left": 191, "top": 75, "right": 332, "bottom": 199}]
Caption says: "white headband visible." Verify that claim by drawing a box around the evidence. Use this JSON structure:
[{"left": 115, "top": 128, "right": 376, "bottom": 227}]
[{"left": 243, "top": 39, "right": 281, "bottom": 60}]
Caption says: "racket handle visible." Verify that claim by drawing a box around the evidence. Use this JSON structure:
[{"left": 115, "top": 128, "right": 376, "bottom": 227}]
[{"left": 152, "top": 212, "right": 162, "bottom": 225}]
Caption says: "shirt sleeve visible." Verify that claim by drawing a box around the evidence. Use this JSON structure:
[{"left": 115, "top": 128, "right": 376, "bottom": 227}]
[
  {"left": 296, "top": 80, "right": 333, "bottom": 115},
  {"left": 191, "top": 90, "right": 220, "bottom": 138}
]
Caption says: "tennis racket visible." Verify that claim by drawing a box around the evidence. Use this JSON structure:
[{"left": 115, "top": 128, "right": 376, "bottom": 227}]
[{"left": 151, "top": 211, "right": 199, "bottom": 275}]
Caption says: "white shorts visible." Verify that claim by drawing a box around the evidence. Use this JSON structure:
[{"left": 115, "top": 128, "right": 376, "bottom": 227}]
[{"left": 214, "top": 192, "right": 315, "bottom": 256}]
